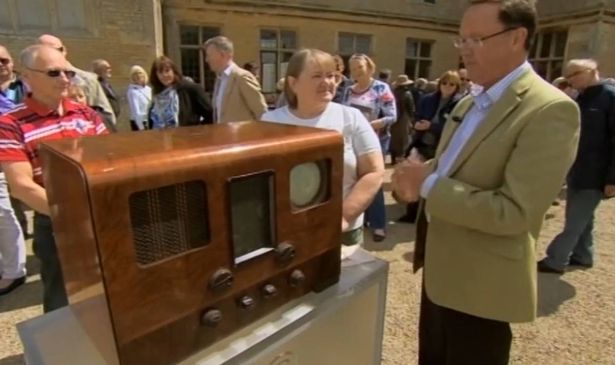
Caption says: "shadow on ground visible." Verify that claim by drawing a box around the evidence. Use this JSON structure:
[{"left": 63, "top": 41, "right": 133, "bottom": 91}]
[
  {"left": 0, "top": 354, "right": 24, "bottom": 365},
  {"left": 537, "top": 273, "right": 576, "bottom": 317}
]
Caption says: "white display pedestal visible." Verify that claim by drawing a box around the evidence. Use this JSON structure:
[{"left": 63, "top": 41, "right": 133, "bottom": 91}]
[{"left": 18, "top": 251, "right": 389, "bottom": 365}]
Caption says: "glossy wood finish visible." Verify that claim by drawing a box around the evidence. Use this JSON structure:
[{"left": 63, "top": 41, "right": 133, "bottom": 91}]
[{"left": 39, "top": 121, "right": 344, "bottom": 365}]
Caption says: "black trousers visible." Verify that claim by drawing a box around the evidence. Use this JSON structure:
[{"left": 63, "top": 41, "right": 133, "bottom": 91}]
[
  {"left": 419, "top": 286, "right": 512, "bottom": 365},
  {"left": 33, "top": 214, "right": 68, "bottom": 312}
]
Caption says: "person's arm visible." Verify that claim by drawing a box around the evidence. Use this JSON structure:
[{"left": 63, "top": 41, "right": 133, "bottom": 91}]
[
  {"left": 88, "top": 75, "right": 116, "bottom": 126},
  {"left": 188, "top": 82, "right": 213, "bottom": 124},
  {"left": 371, "top": 83, "right": 397, "bottom": 129},
  {"left": 424, "top": 99, "right": 580, "bottom": 236},
  {"left": 2, "top": 161, "right": 50, "bottom": 215},
  {"left": 343, "top": 151, "right": 384, "bottom": 225},
  {"left": 238, "top": 72, "right": 268, "bottom": 119},
  {"left": 604, "top": 90, "right": 615, "bottom": 194},
  {"left": 126, "top": 88, "right": 140, "bottom": 123}
]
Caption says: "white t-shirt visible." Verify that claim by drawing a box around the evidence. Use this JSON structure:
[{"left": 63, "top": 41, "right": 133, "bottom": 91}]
[{"left": 261, "top": 102, "right": 381, "bottom": 231}]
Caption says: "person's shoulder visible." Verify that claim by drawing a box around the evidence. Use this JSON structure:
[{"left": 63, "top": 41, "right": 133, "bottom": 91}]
[
  {"left": 261, "top": 106, "right": 289, "bottom": 122},
  {"left": 176, "top": 80, "right": 204, "bottom": 93},
  {"left": 525, "top": 72, "right": 573, "bottom": 105},
  {"left": 0, "top": 103, "right": 32, "bottom": 124}
]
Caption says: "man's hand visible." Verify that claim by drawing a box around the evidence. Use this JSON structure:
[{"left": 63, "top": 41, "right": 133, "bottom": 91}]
[
  {"left": 413, "top": 120, "right": 431, "bottom": 131},
  {"left": 392, "top": 149, "right": 430, "bottom": 203},
  {"left": 605, "top": 184, "right": 615, "bottom": 198}
]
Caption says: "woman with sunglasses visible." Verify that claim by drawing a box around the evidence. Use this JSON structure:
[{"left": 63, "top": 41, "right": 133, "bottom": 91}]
[
  {"left": 148, "top": 56, "right": 212, "bottom": 129},
  {"left": 343, "top": 53, "right": 396, "bottom": 242},
  {"left": 398, "top": 70, "right": 462, "bottom": 223}
]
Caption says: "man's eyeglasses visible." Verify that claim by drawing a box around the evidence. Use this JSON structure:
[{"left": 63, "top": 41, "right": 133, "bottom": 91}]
[
  {"left": 0, "top": 57, "right": 10, "bottom": 66},
  {"left": 26, "top": 67, "right": 76, "bottom": 78},
  {"left": 453, "top": 27, "right": 520, "bottom": 49}
]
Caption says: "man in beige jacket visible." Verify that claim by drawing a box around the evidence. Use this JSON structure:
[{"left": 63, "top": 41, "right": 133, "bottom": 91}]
[
  {"left": 203, "top": 36, "right": 267, "bottom": 123},
  {"left": 392, "top": 1, "right": 580, "bottom": 364}
]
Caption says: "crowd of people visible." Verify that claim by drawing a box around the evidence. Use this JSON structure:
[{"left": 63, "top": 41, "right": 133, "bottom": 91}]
[{"left": 0, "top": 0, "right": 614, "bottom": 363}]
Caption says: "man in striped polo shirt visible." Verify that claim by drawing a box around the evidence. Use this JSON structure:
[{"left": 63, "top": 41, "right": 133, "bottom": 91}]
[{"left": 0, "top": 45, "right": 108, "bottom": 312}]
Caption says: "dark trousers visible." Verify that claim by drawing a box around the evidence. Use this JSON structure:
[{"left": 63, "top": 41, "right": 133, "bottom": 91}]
[
  {"left": 419, "top": 286, "right": 512, "bottom": 365},
  {"left": 32, "top": 214, "right": 68, "bottom": 312}
]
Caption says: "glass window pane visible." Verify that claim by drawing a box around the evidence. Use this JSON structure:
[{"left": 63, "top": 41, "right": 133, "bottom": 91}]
[
  {"left": 280, "top": 52, "right": 293, "bottom": 79},
  {"left": 261, "top": 51, "right": 277, "bottom": 93},
  {"left": 406, "top": 39, "right": 418, "bottom": 58},
  {"left": 533, "top": 61, "right": 548, "bottom": 79},
  {"left": 418, "top": 60, "right": 432, "bottom": 79},
  {"left": 405, "top": 59, "right": 417, "bottom": 79},
  {"left": 57, "top": 0, "right": 86, "bottom": 30},
  {"left": 338, "top": 33, "right": 354, "bottom": 55},
  {"left": 261, "top": 29, "right": 278, "bottom": 49},
  {"left": 16, "top": 0, "right": 50, "bottom": 28},
  {"left": 180, "top": 26, "right": 200, "bottom": 45},
  {"left": 554, "top": 31, "right": 567, "bottom": 57},
  {"left": 356, "top": 35, "right": 371, "bottom": 54},
  {"left": 281, "top": 30, "right": 297, "bottom": 49},
  {"left": 0, "top": 0, "right": 12, "bottom": 28},
  {"left": 529, "top": 34, "right": 538, "bottom": 59},
  {"left": 549, "top": 60, "right": 564, "bottom": 81},
  {"left": 180, "top": 48, "right": 201, "bottom": 85},
  {"left": 419, "top": 42, "right": 432, "bottom": 58},
  {"left": 540, "top": 32, "right": 552, "bottom": 58},
  {"left": 201, "top": 27, "right": 220, "bottom": 43}
]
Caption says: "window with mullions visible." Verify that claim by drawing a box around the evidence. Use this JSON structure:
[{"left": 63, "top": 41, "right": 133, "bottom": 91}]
[
  {"left": 260, "top": 29, "right": 297, "bottom": 94},
  {"left": 337, "top": 32, "right": 372, "bottom": 73},
  {"left": 179, "top": 25, "right": 220, "bottom": 94},
  {"left": 405, "top": 39, "right": 433, "bottom": 79},
  {"left": 530, "top": 29, "right": 568, "bottom": 81}
]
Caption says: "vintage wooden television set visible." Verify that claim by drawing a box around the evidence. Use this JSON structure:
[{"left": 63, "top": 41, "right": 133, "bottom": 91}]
[{"left": 38, "top": 121, "right": 344, "bottom": 365}]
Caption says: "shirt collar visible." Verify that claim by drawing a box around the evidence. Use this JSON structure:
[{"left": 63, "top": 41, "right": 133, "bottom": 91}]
[
  {"left": 471, "top": 61, "right": 531, "bottom": 110},
  {"left": 25, "top": 95, "right": 81, "bottom": 117},
  {"left": 220, "top": 62, "right": 235, "bottom": 77}
]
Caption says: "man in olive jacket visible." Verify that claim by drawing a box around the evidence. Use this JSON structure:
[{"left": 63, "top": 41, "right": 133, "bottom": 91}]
[{"left": 392, "top": 1, "right": 580, "bottom": 364}]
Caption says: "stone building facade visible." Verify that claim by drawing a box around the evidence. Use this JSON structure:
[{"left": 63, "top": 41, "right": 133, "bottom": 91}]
[{"left": 1, "top": 0, "right": 614, "bottom": 128}]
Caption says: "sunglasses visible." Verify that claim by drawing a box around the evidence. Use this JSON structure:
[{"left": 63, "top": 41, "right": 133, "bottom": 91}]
[
  {"left": 441, "top": 82, "right": 458, "bottom": 87},
  {"left": 26, "top": 67, "right": 76, "bottom": 78},
  {"left": 0, "top": 57, "right": 10, "bottom": 66},
  {"left": 460, "top": 77, "right": 470, "bottom": 82}
]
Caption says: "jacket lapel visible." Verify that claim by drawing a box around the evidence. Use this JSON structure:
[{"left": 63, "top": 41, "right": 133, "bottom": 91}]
[
  {"left": 435, "top": 97, "right": 474, "bottom": 159},
  {"left": 221, "top": 68, "right": 237, "bottom": 117},
  {"left": 447, "top": 70, "right": 534, "bottom": 176}
]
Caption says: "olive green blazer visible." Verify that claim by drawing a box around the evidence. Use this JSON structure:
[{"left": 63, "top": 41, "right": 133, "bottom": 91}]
[{"left": 414, "top": 69, "right": 580, "bottom": 323}]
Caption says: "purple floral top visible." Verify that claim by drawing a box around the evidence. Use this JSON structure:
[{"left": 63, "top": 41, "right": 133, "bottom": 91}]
[{"left": 342, "top": 79, "right": 397, "bottom": 142}]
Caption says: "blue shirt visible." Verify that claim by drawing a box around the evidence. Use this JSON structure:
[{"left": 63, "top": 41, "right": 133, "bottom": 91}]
[
  {"left": 421, "top": 61, "right": 532, "bottom": 198},
  {"left": 214, "top": 63, "right": 235, "bottom": 122}
]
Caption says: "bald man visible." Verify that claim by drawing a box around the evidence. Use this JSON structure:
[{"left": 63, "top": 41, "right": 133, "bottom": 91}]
[
  {"left": 38, "top": 34, "right": 116, "bottom": 130},
  {"left": 0, "top": 45, "right": 108, "bottom": 311}
]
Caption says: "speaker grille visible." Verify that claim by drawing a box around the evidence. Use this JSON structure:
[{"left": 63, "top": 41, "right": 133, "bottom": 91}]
[{"left": 129, "top": 181, "right": 209, "bottom": 265}]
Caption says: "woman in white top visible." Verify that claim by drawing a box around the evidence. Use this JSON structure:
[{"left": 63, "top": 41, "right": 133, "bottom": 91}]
[
  {"left": 126, "top": 65, "right": 152, "bottom": 131},
  {"left": 261, "top": 49, "right": 384, "bottom": 246}
]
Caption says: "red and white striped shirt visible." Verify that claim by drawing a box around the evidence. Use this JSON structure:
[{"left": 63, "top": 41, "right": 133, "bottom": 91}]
[{"left": 0, "top": 96, "right": 108, "bottom": 186}]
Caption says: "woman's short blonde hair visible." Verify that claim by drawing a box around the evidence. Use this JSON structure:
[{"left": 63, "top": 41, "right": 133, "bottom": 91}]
[
  {"left": 348, "top": 53, "right": 376, "bottom": 73},
  {"left": 284, "top": 49, "right": 336, "bottom": 109},
  {"left": 437, "top": 70, "right": 461, "bottom": 93},
  {"left": 129, "top": 65, "right": 148, "bottom": 84}
]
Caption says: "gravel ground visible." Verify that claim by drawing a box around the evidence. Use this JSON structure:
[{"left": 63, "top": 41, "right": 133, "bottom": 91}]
[{"left": 1, "top": 169, "right": 614, "bottom": 365}]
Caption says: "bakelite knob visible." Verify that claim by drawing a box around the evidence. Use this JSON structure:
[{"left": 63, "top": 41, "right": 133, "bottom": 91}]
[
  {"left": 209, "top": 268, "right": 233, "bottom": 292},
  {"left": 289, "top": 270, "right": 306, "bottom": 288},
  {"left": 201, "top": 309, "right": 222, "bottom": 327},
  {"left": 275, "top": 242, "right": 296, "bottom": 264},
  {"left": 262, "top": 284, "right": 278, "bottom": 298},
  {"left": 238, "top": 295, "right": 255, "bottom": 310}
]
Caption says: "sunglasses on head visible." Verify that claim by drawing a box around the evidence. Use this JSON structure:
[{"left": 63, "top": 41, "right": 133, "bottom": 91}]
[
  {"left": 26, "top": 67, "right": 76, "bottom": 78},
  {"left": 0, "top": 57, "right": 10, "bottom": 66}
]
